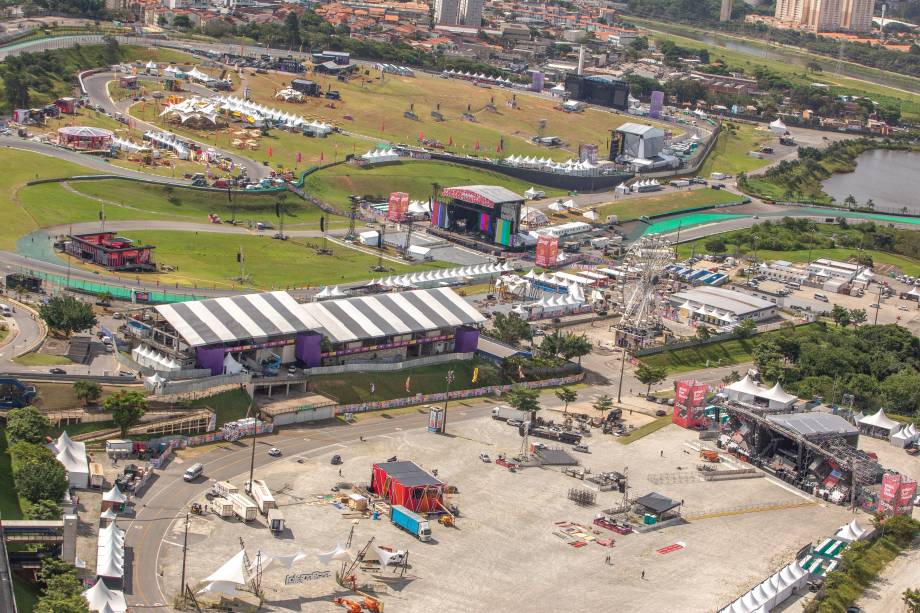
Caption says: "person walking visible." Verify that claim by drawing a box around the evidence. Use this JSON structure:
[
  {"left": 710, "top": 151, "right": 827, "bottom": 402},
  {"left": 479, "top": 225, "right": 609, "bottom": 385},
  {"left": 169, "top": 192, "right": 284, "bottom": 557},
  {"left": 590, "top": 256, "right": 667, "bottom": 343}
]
[{"left": 641, "top": 570, "right": 645, "bottom": 580}]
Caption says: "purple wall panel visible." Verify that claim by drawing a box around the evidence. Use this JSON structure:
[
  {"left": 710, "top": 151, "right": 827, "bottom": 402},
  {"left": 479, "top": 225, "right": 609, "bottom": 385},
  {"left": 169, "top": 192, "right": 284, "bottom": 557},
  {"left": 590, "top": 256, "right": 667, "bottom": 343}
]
[
  {"left": 196, "top": 346, "right": 225, "bottom": 376},
  {"left": 454, "top": 326, "right": 480, "bottom": 353},
  {"left": 295, "top": 332, "right": 322, "bottom": 368}
]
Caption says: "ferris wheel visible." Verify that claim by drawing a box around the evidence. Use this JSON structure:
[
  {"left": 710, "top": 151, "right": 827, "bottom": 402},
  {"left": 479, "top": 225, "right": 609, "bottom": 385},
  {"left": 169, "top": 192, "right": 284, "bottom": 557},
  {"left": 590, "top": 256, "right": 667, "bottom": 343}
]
[{"left": 612, "top": 233, "right": 675, "bottom": 350}]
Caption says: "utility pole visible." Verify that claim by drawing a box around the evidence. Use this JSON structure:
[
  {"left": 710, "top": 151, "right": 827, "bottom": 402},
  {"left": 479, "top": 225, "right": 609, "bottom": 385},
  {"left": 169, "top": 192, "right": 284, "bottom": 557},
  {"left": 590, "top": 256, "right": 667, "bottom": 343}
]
[
  {"left": 874, "top": 283, "right": 883, "bottom": 325},
  {"left": 403, "top": 217, "right": 414, "bottom": 258},
  {"left": 100, "top": 200, "right": 106, "bottom": 234},
  {"left": 179, "top": 513, "right": 190, "bottom": 609},
  {"left": 441, "top": 369, "right": 455, "bottom": 435},
  {"left": 616, "top": 344, "right": 627, "bottom": 403}
]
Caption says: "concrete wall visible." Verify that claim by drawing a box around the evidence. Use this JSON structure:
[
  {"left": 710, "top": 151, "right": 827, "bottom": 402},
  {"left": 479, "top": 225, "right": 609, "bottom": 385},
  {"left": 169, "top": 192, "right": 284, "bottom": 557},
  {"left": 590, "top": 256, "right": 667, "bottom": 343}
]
[{"left": 269, "top": 404, "right": 336, "bottom": 426}]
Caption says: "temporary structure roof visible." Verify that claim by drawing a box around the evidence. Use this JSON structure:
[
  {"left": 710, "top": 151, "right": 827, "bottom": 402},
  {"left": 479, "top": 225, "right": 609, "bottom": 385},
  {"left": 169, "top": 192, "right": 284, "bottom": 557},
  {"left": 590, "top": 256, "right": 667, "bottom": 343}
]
[
  {"left": 727, "top": 375, "right": 762, "bottom": 397},
  {"left": 203, "top": 549, "right": 249, "bottom": 585},
  {"left": 83, "top": 578, "right": 128, "bottom": 612},
  {"left": 834, "top": 519, "right": 868, "bottom": 542},
  {"left": 858, "top": 408, "right": 899, "bottom": 432},
  {"left": 761, "top": 383, "right": 796, "bottom": 404},
  {"left": 102, "top": 486, "right": 127, "bottom": 504}
]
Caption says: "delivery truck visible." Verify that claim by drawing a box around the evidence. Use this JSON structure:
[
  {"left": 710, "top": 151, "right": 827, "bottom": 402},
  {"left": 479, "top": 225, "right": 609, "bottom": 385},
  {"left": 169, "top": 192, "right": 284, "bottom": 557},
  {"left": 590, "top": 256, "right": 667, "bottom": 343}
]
[
  {"left": 389, "top": 505, "right": 431, "bottom": 542},
  {"left": 491, "top": 406, "right": 529, "bottom": 422},
  {"left": 226, "top": 492, "right": 258, "bottom": 522},
  {"left": 246, "top": 479, "right": 277, "bottom": 514},
  {"left": 212, "top": 481, "right": 239, "bottom": 498}
]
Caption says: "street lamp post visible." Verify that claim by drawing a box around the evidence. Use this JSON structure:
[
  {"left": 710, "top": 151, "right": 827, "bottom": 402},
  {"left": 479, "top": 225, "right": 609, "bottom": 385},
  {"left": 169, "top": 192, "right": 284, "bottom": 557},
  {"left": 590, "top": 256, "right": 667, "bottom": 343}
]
[{"left": 441, "top": 369, "right": 455, "bottom": 435}]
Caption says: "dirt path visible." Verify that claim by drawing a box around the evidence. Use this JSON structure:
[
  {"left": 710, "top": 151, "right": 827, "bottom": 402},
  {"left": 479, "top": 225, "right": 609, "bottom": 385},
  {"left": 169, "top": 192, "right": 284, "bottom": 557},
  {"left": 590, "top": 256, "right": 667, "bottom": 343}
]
[{"left": 857, "top": 546, "right": 920, "bottom": 613}]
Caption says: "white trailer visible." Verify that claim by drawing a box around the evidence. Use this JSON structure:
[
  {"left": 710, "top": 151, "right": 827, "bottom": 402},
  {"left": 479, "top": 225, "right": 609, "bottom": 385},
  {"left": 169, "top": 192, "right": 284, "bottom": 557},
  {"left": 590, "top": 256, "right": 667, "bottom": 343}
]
[
  {"left": 491, "top": 406, "right": 529, "bottom": 421},
  {"left": 212, "top": 481, "right": 238, "bottom": 498},
  {"left": 268, "top": 508, "right": 285, "bottom": 533},
  {"left": 226, "top": 492, "right": 258, "bottom": 522},
  {"left": 247, "top": 479, "right": 277, "bottom": 514}
]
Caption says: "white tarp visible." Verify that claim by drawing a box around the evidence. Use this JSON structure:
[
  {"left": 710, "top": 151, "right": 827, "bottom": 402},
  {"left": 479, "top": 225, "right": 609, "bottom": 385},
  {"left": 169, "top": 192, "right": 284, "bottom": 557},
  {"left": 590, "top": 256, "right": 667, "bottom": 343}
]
[
  {"left": 203, "top": 549, "right": 249, "bottom": 585},
  {"left": 317, "top": 542, "right": 352, "bottom": 565}
]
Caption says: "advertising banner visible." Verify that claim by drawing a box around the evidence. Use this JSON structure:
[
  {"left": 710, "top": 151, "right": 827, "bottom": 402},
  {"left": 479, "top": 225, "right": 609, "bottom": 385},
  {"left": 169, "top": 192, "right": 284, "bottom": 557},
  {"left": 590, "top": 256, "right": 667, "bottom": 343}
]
[
  {"left": 387, "top": 191, "right": 409, "bottom": 222},
  {"left": 535, "top": 235, "right": 559, "bottom": 268}
]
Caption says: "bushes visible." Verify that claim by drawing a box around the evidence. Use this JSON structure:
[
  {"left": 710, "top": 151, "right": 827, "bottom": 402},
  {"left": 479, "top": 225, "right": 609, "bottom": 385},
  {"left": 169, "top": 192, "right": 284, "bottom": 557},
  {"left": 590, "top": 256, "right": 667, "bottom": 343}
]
[
  {"left": 6, "top": 406, "right": 50, "bottom": 444},
  {"left": 9, "top": 441, "right": 69, "bottom": 504}
]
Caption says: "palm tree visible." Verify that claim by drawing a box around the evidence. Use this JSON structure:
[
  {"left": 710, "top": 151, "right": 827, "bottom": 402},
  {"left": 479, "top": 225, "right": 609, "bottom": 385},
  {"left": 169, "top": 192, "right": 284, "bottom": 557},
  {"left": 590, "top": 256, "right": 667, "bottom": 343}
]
[{"left": 555, "top": 387, "right": 577, "bottom": 415}]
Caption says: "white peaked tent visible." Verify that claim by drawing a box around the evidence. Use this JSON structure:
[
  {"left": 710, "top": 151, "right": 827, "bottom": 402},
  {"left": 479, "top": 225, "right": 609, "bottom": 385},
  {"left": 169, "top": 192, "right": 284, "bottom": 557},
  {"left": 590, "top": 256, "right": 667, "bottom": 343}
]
[
  {"left": 223, "top": 352, "right": 244, "bottom": 375},
  {"left": 144, "top": 372, "right": 166, "bottom": 393},
  {"left": 100, "top": 508, "right": 118, "bottom": 522},
  {"left": 726, "top": 375, "right": 762, "bottom": 403},
  {"left": 761, "top": 382, "right": 797, "bottom": 410},
  {"left": 372, "top": 545, "right": 403, "bottom": 567},
  {"left": 769, "top": 118, "right": 788, "bottom": 134},
  {"left": 858, "top": 408, "right": 900, "bottom": 438},
  {"left": 50, "top": 431, "right": 89, "bottom": 489},
  {"left": 96, "top": 522, "right": 125, "bottom": 579},
  {"left": 102, "top": 486, "right": 127, "bottom": 505},
  {"left": 835, "top": 519, "right": 869, "bottom": 543},
  {"left": 720, "top": 560, "right": 807, "bottom": 613},
  {"left": 84, "top": 578, "right": 128, "bottom": 613}
]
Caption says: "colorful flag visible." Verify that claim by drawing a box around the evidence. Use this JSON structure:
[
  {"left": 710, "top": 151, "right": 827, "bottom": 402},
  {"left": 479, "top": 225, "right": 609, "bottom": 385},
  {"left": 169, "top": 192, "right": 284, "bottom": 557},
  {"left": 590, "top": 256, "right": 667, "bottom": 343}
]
[
  {"left": 320, "top": 151, "right": 324, "bottom": 161},
  {"left": 268, "top": 146, "right": 273, "bottom": 158},
  {"left": 296, "top": 152, "right": 302, "bottom": 163},
  {"left": 380, "top": 121, "right": 385, "bottom": 132},
  {"left": 472, "top": 368, "right": 478, "bottom": 384},
  {"left": 475, "top": 140, "right": 480, "bottom": 151},
  {"left": 419, "top": 131, "right": 424, "bottom": 141},
  {"left": 448, "top": 135, "right": 453, "bottom": 146},
  {"left": 405, "top": 376, "right": 411, "bottom": 392}
]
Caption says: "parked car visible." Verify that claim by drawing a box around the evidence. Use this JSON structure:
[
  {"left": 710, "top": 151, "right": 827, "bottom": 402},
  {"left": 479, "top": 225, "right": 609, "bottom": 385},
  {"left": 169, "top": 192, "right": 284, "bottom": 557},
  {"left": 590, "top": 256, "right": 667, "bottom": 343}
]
[
  {"left": 330, "top": 454, "right": 343, "bottom": 465},
  {"left": 655, "top": 409, "right": 667, "bottom": 417},
  {"left": 479, "top": 452, "right": 491, "bottom": 463},
  {"left": 573, "top": 444, "right": 590, "bottom": 453},
  {"left": 268, "top": 447, "right": 282, "bottom": 457},
  {"left": 49, "top": 368, "right": 66, "bottom": 375},
  {"left": 507, "top": 418, "right": 523, "bottom": 427}
]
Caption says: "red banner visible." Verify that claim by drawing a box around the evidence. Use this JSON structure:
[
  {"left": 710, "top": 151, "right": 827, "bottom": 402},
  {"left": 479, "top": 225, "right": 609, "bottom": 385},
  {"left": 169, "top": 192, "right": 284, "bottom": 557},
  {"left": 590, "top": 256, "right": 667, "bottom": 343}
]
[
  {"left": 673, "top": 379, "right": 708, "bottom": 429},
  {"left": 387, "top": 191, "right": 409, "bottom": 222},
  {"left": 879, "top": 472, "right": 917, "bottom": 515},
  {"left": 535, "top": 235, "right": 559, "bottom": 268}
]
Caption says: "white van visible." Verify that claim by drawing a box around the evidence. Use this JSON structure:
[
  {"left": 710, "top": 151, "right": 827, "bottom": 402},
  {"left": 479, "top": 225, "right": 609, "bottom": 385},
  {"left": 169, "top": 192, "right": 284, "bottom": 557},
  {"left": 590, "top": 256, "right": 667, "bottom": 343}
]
[
  {"left": 183, "top": 463, "right": 204, "bottom": 482},
  {"left": 0, "top": 304, "right": 12, "bottom": 317}
]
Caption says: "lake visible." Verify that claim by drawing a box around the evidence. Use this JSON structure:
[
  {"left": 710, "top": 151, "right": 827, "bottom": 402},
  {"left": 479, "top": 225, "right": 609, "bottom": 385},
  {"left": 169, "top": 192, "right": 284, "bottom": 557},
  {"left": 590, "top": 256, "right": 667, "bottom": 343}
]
[{"left": 821, "top": 149, "right": 920, "bottom": 214}]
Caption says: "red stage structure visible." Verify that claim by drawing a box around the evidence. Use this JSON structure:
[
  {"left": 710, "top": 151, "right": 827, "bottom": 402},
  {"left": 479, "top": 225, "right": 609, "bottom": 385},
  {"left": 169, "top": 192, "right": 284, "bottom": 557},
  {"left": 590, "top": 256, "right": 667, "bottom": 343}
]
[
  {"left": 370, "top": 460, "right": 445, "bottom": 513},
  {"left": 672, "top": 379, "right": 709, "bottom": 429},
  {"left": 63, "top": 232, "right": 156, "bottom": 272}
]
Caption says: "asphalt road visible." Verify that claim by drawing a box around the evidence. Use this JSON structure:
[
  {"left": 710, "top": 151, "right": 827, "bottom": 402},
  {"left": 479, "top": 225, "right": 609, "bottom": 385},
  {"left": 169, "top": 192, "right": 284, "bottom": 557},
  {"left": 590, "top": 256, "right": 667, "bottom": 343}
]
[
  {"left": 125, "top": 403, "right": 492, "bottom": 611},
  {"left": 0, "top": 299, "right": 43, "bottom": 368}
]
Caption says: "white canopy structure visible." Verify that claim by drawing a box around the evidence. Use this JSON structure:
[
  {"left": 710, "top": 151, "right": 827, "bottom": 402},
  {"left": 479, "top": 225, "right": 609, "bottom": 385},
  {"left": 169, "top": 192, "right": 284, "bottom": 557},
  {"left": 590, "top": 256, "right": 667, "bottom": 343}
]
[
  {"left": 96, "top": 522, "right": 125, "bottom": 579},
  {"left": 49, "top": 431, "right": 89, "bottom": 489},
  {"left": 84, "top": 578, "right": 127, "bottom": 613},
  {"left": 212, "top": 95, "right": 323, "bottom": 131},
  {"left": 317, "top": 542, "right": 353, "bottom": 565},
  {"left": 132, "top": 344, "right": 182, "bottom": 373},
  {"left": 720, "top": 560, "right": 807, "bottom": 613},
  {"left": 375, "top": 262, "right": 513, "bottom": 289},
  {"left": 111, "top": 137, "right": 149, "bottom": 153},
  {"left": 360, "top": 148, "right": 400, "bottom": 164},
  {"left": 186, "top": 67, "right": 215, "bottom": 84},
  {"left": 275, "top": 88, "right": 304, "bottom": 102},
  {"left": 100, "top": 508, "right": 118, "bottom": 522},
  {"left": 858, "top": 408, "right": 900, "bottom": 437},
  {"left": 102, "top": 486, "right": 127, "bottom": 505},
  {"left": 834, "top": 519, "right": 869, "bottom": 543},
  {"left": 159, "top": 96, "right": 221, "bottom": 125},
  {"left": 144, "top": 130, "right": 189, "bottom": 159},
  {"left": 890, "top": 423, "right": 917, "bottom": 448},
  {"left": 144, "top": 372, "right": 166, "bottom": 393},
  {"left": 725, "top": 376, "right": 797, "bottom": 410},
  {"left": 769, "top": 118, "right": 788, "bottom": 134}
]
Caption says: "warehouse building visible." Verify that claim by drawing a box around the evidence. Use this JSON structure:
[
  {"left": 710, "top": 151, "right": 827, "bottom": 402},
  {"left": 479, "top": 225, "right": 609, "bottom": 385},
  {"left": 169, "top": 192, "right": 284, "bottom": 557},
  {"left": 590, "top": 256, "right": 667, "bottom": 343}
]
[
  {"left": 126, "top": 288, "right": 485, "bottom": 376},
  {"left": 669, "top": 286, "right": 777, "bottom": 326}
]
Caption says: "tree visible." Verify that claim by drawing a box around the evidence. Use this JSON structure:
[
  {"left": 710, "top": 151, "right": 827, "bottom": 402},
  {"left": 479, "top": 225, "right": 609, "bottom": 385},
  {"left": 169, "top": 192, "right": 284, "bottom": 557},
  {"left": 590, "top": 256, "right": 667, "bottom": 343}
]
[
  {"left": 27, "top": 499, "right": 61, "bottom": 521},
  {"left": 555, "top": 386, "right": 577, "bottom": 415},
  {"left": 39, "top": 295, "right": 96, "bottom": 337},
  {"left": 157, "top": 14, "right": 168, "bottom": 26},
  {"left": 831, "top": 304, "right": 851, "bottom": 327},
  {"left": 844, "top": 194, "right": 857, "bottom": 209},
  {"left": 172, "top": 14, "right": 192, "bottom": 29},
  {"left": 635, "top": 363, "right": 667, "bottom": 396},
  {"left": 561, "top": 333, "right": 592, "bottom": 363},
  {"left": 35, "top": 558, "right": 89, "bottom": 613},
  {"left": 733, "top": 318, "right": 757, "bottom": 339},
  {"left": 806, "top": 60, "right": 823, "bottom": 73},
  {"left": 903, "top": 588, "right": 920, "bottom": 613},
  {"left": 865, "top": 198, "right": 875, "bottom": 210},
  {"left": 2, "top": 69, "right": 30, "bottom": 109},
  {"left": 105, "top": 390, "right": 147, "bottom": 435},
  {"left": 491, "top": 312, "right": 532, "bottom": 346},
  {"left": 592, "top": 394, "right": 614, "bottom": 419},
  {"left": 696, "top": 325, "right": 712, "bottom": 341},
  {"left": 73, "top": 380, "right": 102, "bottom": 407},
  {"left": 721, "top": 370, "right": 741, "bottom": 385},
  {"left": 506, "top": 385, "right": 540, "bottom": 423},
  {"left": 6, "top": 406, "right": 50, "bottom": 443},
  {"left": 101, "top": 35, "right": 120, "bottom": 65},
  {"left": 704, "top": 238, "right": 726, "bottom": 253},
  {"left": 285, "top": 10, "right": 301, "bottom": 48},
  {"left": 15, "top": 453, "right": 69, "bottom": 504},
  {"left": 881, "top": 368, "right": 920, "bottom": 414},
  {"left": 849, "top": 308, "right": 867, "bottom": 327}
]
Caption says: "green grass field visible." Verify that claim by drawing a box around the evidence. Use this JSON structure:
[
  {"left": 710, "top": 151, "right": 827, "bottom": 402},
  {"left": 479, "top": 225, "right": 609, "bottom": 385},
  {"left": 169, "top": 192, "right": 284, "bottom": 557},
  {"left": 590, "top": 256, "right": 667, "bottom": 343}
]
[
  {"left": 595, "top": 187, "right": 742, "bottom": 222},
  {"left": 640, "top": 324, "right": 818, "bottom": 374},
  {"left": 12, "top": 352, "right": 73, "bottom": 366},
  {"left": 617, "top": 416, "right": 673, "bottom": 444},
  {"left": 118, "top": 230, "right": 446, "bottom": 289},
  {"left": 0, "top": 149, "right": 102, "bottom": 249},
  {"left": 190, "top": 388, "right": 252, "bottom": 426},
  {"left": 698, "top": 123, "right": 772, "bottom": 178},
  {"left": 309, "top": 358, "right": 498, "bottom": 404},
  {"left": 304, "top": 160, "right": 566, "bottom": 207}
]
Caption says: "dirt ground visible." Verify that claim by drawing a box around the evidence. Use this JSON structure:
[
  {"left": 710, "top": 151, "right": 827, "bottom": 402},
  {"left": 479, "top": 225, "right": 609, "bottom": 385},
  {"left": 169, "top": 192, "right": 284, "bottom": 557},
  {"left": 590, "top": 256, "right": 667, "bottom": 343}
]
[{"left": 157, "top": 416, "right": 857, "bottom": 612}]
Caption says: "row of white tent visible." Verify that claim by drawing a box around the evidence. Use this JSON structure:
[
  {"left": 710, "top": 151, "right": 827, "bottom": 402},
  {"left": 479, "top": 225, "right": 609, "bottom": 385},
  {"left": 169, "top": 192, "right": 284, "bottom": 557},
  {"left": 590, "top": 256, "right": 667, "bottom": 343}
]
[
  {"left": 360, "top": 148, "right": 400, "bottom": 163},
  {"left": 503, "top": 155, "right": 600, "bottom": 175},
  {"left": 132, "top": 344, "right": 183, "bottom": 372},
  {"left": 724, "top": 375, "right": 798, "bottom": 410},
  {"left": 160, "top": 96, "right": 220, "bottom": 125},
  {"left": 719, "top": 560, "right": 809, "bottom": 613},
  {"left": 677, "top": 300, "right": 737, "bottom": 323},
  {"left": 144, "top": 130, "right": 190, "bottom": 159},
  {"left": 375, "top": 263, "right": 513, "bottom": 288},
  {"left": 856, "top": 408, "right": 920, "bottom": 447},
  {"left": 631, "top": 179, "right": 662, "bottom": 191},
  {"left": 48, "top": 431, "right": 89, "bottom": 489},
  {"left": 111, "top": 137, "right": 149, "bottom": 153},
  {"left": 443, "top": 69, "right": 514, "bottom": 85},
  {"left": 96, "top": 520, "right": 125, "bottom": 580},
  {"left": 212, "top": 95, "right": 333, "bottom": 133},
  {"left": 275, "top": 88, "right": 304, "bottom": 102},
  {"left": 313, "top": 285, "right": 347, "bottom": 301},
  {"left": 524, "top": 269, "right": 597, "bottom": 289}
]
